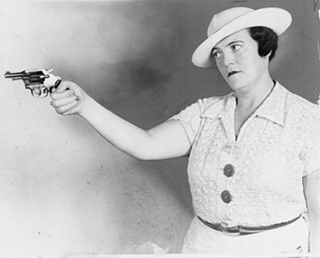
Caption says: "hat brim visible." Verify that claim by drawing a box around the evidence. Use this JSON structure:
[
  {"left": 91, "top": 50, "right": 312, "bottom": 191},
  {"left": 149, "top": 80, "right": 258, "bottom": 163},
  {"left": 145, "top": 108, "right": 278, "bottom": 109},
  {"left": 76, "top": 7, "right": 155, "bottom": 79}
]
[{"left": 192, "top": 7, "right": 292, "bottom": 68}]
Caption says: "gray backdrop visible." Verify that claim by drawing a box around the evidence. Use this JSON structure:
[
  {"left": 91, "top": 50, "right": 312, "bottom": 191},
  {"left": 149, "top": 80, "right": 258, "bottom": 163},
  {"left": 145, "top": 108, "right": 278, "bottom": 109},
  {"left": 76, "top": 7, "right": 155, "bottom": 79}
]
[{"left": 0, "top": 0, "right": 319, "bottom": 255}]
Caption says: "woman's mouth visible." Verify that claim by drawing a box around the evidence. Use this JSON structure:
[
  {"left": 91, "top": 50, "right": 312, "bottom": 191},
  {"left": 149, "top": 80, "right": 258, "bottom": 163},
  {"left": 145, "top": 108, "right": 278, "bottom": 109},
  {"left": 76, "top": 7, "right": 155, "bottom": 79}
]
[{"left": 228, "top": 71, "right": 239, "bottom": 77}]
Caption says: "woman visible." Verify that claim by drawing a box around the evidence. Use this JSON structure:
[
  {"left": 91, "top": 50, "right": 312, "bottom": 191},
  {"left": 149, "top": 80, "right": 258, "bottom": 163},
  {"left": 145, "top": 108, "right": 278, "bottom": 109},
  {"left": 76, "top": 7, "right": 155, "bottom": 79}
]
[{"left": 50, "top": 6, "right": 319, "bottom": 254}]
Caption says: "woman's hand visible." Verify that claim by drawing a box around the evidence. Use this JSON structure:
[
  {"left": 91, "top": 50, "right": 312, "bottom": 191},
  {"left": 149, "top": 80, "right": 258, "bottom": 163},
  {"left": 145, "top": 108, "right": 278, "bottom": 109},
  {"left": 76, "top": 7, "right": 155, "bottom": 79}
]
[{"left": 50, "top": 81, "right": 86, "bottom": 116}]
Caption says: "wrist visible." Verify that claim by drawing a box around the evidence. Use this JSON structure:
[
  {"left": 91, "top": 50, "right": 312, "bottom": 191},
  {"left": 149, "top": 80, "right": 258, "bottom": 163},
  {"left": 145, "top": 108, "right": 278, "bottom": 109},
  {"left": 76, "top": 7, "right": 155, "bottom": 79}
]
[
  {"left": 77, "top": 92, "right": 90, "bottom": 117},
  {"left": 77, "top": 94, "right": 97, "bottom": 119}
]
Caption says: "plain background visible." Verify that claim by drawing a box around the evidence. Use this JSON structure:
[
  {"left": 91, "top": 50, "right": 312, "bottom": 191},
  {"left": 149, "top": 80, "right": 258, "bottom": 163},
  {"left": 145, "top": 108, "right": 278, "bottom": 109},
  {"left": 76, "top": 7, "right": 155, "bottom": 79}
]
[{"left": 0, "top": 0, "right": 319, "bottom": 256}]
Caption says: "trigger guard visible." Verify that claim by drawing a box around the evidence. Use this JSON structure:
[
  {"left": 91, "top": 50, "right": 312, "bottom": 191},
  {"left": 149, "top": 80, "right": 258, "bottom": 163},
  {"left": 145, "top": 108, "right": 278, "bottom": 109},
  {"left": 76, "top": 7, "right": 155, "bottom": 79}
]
[{"left": 31, "top": 87, "right": 49, "bottom": 98}]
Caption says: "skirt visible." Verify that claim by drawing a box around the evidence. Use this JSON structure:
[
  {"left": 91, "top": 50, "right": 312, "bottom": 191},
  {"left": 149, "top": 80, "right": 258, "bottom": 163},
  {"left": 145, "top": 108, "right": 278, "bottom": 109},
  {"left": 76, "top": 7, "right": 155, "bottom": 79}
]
[{"left": 181, "top": 215, "right": 309, "bottom": 254}]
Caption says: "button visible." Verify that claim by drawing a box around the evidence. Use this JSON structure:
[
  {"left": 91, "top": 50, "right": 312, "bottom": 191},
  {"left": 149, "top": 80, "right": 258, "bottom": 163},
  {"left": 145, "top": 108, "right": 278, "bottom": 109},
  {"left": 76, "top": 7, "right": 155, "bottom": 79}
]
[
  {"left": 221, "top": 190, "right": 232, "bottom": 203},
  {"left": 223, "top": 164, "right": 235, "bottom": 177}
]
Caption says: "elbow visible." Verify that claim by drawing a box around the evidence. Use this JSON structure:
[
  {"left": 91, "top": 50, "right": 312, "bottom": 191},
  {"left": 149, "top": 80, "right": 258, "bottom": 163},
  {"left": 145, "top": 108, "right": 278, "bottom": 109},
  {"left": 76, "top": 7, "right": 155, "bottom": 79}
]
[
  {"left": 125, "top": 145, "right": 156, "bottom": 161},
  {"left": 129, "top": 153, "right": 150, "bottom": 161}
]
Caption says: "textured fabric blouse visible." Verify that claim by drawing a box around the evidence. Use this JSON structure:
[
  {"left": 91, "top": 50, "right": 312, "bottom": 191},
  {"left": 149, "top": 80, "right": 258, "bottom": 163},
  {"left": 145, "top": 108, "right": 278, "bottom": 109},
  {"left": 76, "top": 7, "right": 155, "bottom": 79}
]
[{"left": 170, "top": 82, "right": 319, "bottom": 227}]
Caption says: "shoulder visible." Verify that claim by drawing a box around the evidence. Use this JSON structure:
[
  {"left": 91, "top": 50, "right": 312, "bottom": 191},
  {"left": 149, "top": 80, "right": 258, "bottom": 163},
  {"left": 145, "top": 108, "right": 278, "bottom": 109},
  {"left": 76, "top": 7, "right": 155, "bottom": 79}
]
[
  {"left": 285, "top": 89, "right": 319, "bottom": 121},
  {"left": 196, "top": 92, "right": 234, "bottom": 118},
  {"left": 173, "top": 93, "right": 232, "bottom": 120}
]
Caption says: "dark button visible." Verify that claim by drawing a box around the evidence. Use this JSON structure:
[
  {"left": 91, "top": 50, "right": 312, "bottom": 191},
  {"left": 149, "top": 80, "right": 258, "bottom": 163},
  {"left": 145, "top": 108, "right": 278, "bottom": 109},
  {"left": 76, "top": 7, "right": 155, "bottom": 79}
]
[
  {"left": 223, "top": 164, "right": 235, "bottom": 177},
  {"left": 221, "top": 190, "right": 232, "bottom": 203}
]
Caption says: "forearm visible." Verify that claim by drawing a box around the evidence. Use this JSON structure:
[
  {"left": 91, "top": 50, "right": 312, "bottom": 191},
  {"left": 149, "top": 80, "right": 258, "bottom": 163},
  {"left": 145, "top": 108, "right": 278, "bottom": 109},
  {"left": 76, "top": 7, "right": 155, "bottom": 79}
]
[{"left": 79, "top": 95, "right": 152, "bottom": 160}]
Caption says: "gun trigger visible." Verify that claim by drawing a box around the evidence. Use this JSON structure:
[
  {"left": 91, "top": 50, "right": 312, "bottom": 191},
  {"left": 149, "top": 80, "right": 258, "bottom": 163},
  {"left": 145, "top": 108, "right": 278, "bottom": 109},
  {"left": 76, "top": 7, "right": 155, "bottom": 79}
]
[
  {"left": 55, "top": 79, "right": 61, "bottom": 87},
  {"left": 49, "top": 79, "right": 61, "bottom": 93}
]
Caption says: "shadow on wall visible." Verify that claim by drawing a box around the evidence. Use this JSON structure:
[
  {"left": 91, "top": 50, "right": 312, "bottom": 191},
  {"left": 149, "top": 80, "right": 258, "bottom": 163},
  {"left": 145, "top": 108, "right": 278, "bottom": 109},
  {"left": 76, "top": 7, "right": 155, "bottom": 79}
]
[
  {"left": 101, "top": 58, "right": 173, "bottom": 105},
  {"left": 48, "top": 1, "right": 196, "bottom": 125}
]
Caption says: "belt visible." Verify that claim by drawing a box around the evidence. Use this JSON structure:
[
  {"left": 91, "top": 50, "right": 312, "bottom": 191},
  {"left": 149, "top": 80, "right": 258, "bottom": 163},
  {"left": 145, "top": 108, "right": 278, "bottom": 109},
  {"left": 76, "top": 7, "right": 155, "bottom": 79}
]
[{"left": 197, "top": 215, "right": 301, "bottom": 236}]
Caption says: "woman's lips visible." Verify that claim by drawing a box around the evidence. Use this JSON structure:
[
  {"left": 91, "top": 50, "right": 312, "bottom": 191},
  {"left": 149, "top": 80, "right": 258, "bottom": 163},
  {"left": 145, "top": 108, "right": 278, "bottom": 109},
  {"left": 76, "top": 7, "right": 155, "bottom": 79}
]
[{"left": 228, "top": 71, "right": 239, "bottom": 77}]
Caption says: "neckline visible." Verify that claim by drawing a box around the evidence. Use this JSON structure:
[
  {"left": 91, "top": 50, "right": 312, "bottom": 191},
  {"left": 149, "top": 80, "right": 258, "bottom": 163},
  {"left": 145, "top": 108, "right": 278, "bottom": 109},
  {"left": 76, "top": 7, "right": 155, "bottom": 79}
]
[{"left": 234, "top": 80, "right": 277, "bottom": 141}]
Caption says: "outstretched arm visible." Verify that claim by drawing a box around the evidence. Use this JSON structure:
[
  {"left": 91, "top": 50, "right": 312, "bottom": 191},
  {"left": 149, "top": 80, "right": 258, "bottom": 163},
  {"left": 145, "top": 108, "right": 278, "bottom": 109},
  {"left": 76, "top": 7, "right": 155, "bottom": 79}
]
[{"left": 50, "top": 81, "right": 191, "bottom": 160}]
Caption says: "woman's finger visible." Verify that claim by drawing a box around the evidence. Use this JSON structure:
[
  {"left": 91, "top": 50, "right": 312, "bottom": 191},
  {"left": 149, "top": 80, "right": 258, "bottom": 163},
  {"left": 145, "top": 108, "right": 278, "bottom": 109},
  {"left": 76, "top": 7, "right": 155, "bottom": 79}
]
[
  {"left": 56, "top": 80, "right": 71, "bottom": 93},
  {"left": 54, "top": 101, "right": 78, "bottom": 115},
  {"left": 51, "top": 95, "right": 77, "bottom": 108},
  {"left": 51, "top": 88, "right": 75, "bottom": 100}
]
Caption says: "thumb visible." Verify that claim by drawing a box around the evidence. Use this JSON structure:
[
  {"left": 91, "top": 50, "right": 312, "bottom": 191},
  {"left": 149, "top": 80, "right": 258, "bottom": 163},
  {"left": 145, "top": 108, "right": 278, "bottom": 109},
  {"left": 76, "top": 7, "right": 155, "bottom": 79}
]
[{"left": 56, "top": 80, "right": 71, "bottom": 93}]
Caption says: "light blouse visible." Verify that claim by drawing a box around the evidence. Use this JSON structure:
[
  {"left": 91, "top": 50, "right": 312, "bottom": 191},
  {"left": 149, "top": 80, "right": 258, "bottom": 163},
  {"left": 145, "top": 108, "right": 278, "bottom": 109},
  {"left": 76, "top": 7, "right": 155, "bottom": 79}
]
[{"left": 170, "top": 82, "right": 319, "bottom": 227}]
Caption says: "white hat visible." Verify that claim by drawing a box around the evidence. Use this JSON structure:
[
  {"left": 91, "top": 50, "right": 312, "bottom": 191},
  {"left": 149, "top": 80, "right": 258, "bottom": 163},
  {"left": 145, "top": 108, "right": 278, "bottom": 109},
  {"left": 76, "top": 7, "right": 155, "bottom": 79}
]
[{"left": 192, "top": 7, "right": 292, "bottom": 68}]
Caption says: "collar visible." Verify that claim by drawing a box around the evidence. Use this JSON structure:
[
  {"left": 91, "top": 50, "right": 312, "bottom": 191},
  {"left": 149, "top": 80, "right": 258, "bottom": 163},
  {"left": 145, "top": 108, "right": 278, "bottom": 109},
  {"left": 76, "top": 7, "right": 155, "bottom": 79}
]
[
  {"left": 254, "top": 82, "right": 287, "bottom": 126},
  {"left": 201, "top": 82, "right": 287, "bottom": 127}
]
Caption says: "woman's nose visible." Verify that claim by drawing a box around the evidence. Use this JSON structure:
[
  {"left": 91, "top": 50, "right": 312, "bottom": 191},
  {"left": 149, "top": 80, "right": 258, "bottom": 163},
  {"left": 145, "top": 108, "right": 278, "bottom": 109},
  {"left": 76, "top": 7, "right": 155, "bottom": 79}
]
[{"left": 223, "top": 52, "right": 235, "bottom": 67}]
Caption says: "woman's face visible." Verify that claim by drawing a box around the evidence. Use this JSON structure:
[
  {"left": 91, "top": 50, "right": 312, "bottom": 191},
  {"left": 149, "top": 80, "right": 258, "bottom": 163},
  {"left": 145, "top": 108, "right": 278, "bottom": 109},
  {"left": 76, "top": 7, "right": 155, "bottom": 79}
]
[{"left": 212, "top": 28, "right": 269, "bottom": 92}]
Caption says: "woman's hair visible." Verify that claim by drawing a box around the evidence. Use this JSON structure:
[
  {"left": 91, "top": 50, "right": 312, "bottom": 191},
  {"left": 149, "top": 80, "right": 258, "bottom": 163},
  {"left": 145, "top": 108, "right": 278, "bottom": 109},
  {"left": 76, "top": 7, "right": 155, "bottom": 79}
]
[{"left": 249, "top": 26, "right": 278, "bottom": 61}]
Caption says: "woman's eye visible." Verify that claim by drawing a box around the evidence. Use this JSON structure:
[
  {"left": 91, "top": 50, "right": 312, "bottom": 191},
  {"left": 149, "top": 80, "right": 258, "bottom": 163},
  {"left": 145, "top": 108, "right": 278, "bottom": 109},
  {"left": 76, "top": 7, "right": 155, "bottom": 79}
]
[
  {"left": 212, "top": 51, "right": 221, "bottom": 58},
  {"left": 231, "top": 44, "right": 241, "bottom": 51}
]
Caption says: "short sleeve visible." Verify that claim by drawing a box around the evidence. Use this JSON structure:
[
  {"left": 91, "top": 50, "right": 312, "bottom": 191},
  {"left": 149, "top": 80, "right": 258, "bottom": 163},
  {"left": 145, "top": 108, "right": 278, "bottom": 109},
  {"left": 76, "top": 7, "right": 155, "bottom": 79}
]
[
  {"left": 299, "top": 105, "right": 320, "bottom": 176},
  {"left": 169, "top": 99, "right": 207, "bottom": 145}
]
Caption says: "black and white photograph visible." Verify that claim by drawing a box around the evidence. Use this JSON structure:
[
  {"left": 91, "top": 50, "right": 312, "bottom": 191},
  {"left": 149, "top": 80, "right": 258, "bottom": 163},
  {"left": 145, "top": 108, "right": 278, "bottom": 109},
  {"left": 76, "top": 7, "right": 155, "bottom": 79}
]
[{"left": 0, "top": 0, "right": 319, "bottom": 257}]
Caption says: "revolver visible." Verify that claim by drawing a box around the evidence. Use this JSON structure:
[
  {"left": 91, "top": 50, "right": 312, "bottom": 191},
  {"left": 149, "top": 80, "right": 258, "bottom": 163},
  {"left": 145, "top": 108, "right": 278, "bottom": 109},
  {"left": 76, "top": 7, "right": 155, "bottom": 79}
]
[{"left": 4, "top": 69, "right": 61, "bottom": 98}]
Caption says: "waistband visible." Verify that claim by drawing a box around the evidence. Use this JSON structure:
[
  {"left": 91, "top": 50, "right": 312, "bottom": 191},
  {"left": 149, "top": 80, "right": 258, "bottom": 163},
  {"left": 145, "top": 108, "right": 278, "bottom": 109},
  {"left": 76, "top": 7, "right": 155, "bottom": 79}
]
[{"left": 197, "top": 215, "right": 302, "bottom": 236}]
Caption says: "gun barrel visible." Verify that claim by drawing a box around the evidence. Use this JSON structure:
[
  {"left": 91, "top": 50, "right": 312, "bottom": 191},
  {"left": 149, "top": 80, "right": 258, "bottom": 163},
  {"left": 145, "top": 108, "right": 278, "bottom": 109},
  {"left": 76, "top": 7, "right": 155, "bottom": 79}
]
[
  {"left": 4, "top": 71, "right": 49, "bottom": 81},
  {"left": 4, "top": 71, "right": 27, "bottom": 79}
]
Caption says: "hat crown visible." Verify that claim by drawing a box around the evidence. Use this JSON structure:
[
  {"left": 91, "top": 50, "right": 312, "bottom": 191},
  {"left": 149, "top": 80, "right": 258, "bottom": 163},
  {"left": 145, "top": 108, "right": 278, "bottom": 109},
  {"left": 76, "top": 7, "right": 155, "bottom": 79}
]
[{"left": 207, "top": 7, "right": 254, "bottom": 37}]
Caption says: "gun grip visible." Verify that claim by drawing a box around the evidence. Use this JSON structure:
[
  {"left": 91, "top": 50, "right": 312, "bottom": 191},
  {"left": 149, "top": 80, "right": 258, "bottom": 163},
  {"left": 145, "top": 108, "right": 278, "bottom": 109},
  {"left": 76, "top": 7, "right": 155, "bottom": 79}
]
[{"left": 49, "top": 79, "right": 62, "bottom": 93}]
